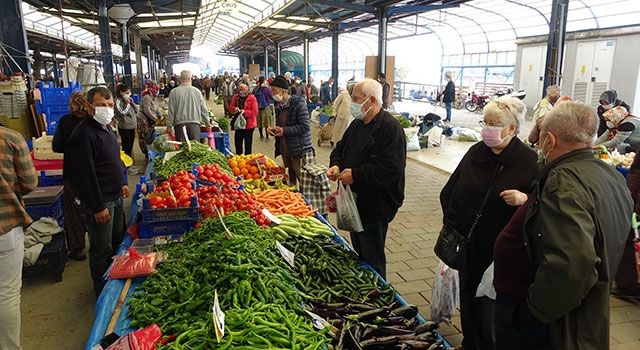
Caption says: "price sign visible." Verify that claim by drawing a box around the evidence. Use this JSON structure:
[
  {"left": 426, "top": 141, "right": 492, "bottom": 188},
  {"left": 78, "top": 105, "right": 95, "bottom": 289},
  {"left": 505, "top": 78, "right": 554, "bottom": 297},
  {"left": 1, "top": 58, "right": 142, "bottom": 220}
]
[
  {"left": 212, "top": 290, "right": 225, "bottom": 342},
  {"left": 276, "top": 240, "right": 295, "bottom": 268}
]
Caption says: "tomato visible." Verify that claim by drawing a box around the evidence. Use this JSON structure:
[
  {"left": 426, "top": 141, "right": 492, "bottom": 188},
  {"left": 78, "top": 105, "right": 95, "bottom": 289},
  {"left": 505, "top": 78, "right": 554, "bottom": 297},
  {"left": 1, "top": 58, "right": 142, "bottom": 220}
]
[
  {"left": 195, "top": 165, "right": 204, "bottom": 173},
  {"left": 204, "top": 170, "right": 213, "bottom": 178}
]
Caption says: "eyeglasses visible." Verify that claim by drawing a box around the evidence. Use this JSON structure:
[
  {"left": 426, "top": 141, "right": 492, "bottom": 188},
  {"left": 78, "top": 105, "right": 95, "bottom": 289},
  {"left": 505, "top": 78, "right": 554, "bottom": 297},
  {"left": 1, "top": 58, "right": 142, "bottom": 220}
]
[
  {"left": 478, "top": 120, "right": 504, "bottom": 129},
  {"left": 494, "top": 100, "right": 518, "bottom": 123}
]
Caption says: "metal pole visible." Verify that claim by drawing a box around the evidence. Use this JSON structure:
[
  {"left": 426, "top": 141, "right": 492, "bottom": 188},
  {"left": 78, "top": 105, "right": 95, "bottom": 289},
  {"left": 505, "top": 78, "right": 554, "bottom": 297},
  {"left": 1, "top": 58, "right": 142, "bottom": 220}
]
[
  {"left": 331, "top": 25, "right": 339, "bottom": 100},
  {"left": 303, "top": 35, "right": 309, "bottom": 83},
  {"left": 275, "top": 42, "right": 281, "bottom": 75},
  {"left": 133, "top": 30, "right": 143, "bottom": 93},
  {"left": 98, "top": 3, "right": 114, "bottom": 92},
  {"left": 377, "top": 8, "right": 388, "bottom": 76},
  {"left": 264, "top": 46, "right": 269, "bottom": 76},
  {"left": 543, "top": 0, "right": 569, "bottom": 96},
  {"left": 147, "top": 45, "right": 152, "bottom": 82},
  {"left": 121, "top": 22, "right": 133, "bottom": 89},
  {"left": 0, "top": 0, "right": 31, "bottom": 84}
]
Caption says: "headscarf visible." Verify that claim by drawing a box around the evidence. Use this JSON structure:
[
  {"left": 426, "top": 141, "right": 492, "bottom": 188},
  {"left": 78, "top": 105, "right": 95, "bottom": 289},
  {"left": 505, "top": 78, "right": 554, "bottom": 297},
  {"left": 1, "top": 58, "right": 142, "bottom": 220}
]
[
  {"left": 68, "top": 91, "right": 86, "bottom": 113},
  {"left": 603, "top": 105, "right": 629, "bottom": 125},
  {"left": 600, "top": 90, "right": 618, "bottom": 105},
  {"left": 142, "top": 82, "right": 159, "bottom": 98}
]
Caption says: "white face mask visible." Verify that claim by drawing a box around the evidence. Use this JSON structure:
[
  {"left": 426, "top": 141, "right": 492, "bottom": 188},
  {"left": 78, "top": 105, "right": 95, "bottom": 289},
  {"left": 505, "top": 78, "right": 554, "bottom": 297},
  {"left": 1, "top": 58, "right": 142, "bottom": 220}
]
[
  {"left": 603, "top": 103, "right": 614, "bottom": 110},
  {"left": 537, "top": 136, "right": 552, "bottom": 166},
  {"left": 350, "top": 97, "right": 371, "bottom": 120},
  {"left": 273, "top": 94, "right": 283, "bottom": 102},
  {"left": 123, "top": 93, "right": 131, "bottom": 99},
  {"left": 93, "top": 106, "right": 114, "bottom": 125}
]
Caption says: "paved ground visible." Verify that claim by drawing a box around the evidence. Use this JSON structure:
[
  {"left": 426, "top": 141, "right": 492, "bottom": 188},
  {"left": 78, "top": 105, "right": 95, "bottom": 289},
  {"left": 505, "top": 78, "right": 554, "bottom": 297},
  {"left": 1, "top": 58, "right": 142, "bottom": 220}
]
[{"left": 19, "top": 97, "right": 640, "bottom": 349}]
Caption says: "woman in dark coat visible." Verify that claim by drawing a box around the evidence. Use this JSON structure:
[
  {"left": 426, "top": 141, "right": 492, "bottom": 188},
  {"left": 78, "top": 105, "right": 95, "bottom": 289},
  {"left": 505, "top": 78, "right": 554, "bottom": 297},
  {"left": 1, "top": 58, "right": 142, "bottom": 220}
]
[{"left": 440, "top": 97, "right": 540, "bottom": 350}]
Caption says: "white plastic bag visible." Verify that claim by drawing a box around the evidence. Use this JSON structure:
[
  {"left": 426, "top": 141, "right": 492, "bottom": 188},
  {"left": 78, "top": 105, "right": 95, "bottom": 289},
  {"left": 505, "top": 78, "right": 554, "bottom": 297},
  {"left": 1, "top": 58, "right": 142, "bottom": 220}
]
[
  {"left": 335, "top": 181, "right": 364, "bottom": 232},
  {"left": 430, "top": 260, "right": 460, "bottom": 324},
  {"left": 405, "top": 127, "right": 420, "bottom": 151},
  {"left": 426, "top": 126, "right": 444, "bottom": 147},
  {"left": 475, "top": 262, "right": 496, "bottom": 300}
]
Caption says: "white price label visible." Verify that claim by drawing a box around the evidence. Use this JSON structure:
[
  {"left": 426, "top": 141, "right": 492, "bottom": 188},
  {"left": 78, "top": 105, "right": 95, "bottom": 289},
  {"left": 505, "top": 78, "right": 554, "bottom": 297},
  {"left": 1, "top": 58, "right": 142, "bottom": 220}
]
[
  {"left": 162, "top": 150, "right": 180, "bottom": 164},
  {"left": 262, "top": 208, "right": 281, "bottom": 225},
  {"left": 212, "top": 290, "right": 225, "bottom": 342},
  {"left": 276, "top": 240, "right": 295, "bottom": 268}
]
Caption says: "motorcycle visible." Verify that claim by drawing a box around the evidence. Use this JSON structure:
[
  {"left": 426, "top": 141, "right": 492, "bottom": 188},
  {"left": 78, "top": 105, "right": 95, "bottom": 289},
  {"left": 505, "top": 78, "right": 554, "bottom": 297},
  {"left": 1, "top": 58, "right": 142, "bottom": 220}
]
[{"left": 465, "top": 88, "right": 527, "bottom": 113}]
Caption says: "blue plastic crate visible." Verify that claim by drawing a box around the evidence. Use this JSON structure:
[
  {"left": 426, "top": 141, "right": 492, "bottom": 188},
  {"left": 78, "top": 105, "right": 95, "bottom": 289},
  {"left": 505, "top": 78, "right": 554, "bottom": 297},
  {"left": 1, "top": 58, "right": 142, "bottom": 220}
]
[
  {"left": 37, "top": 81, "right": 81, "bottom": 106},
  {"left": 22, "top": 231, "right": 68, "bottom": 282},
  {"left": 26, "top": 195, "right": 64, "bottom": 221},
  {"left": 215, "top": 132, "right": 232, "bottom": 155},
  {"left": 141, "top": 195, "right": 199, "bottom": 224},
  {"left": 25, "top": 139, "right": 32, "bottom": 151},
  {"left": 40, "top": 171, "right": 64, "bottom": 187},
  {"left": 616, "top": 166, "right": 629, "bottom": 178},
  {"left": 319, "top": 112, "right": 331, "bottom": 125},
  {"left": 138, "top": 219, "right": 197, "bottom": 238}
]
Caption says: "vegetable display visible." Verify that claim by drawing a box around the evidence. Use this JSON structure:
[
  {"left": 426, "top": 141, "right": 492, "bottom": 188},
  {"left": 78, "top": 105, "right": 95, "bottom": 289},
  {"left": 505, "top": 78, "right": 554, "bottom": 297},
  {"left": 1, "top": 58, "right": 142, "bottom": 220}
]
[
  {"left": 147, "top": 171, "right": 197, "bottom": 209},
  {"left": 127, "top": 212, "right": 330, "bottom": 348},
  {"left": 152, "top": 142, "right": 232, "bottom": 178},
  {"left": 251, "top": 189, "right": 317, "bottom": 217}
]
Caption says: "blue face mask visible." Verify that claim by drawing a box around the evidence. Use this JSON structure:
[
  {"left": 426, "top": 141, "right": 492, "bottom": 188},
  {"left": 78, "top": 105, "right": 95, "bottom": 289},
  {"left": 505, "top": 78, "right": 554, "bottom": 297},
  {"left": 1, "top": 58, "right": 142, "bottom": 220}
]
[{"left": 350, "top": 97, "right": 371, "bottom": 120}]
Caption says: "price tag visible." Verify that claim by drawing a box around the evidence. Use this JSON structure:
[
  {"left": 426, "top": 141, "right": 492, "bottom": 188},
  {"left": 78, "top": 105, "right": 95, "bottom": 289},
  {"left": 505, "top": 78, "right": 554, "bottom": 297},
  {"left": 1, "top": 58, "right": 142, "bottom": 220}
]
[
  {"left": 262, "top": 208, "right": 281, "bottom": 225},
  {"left": 304, "top": 310, "right": 338, "bottom": 335},
  {"left": 163, "top": 150, "right": 180, "bottom": 164},
  {"left": 275, "top": 240, "right": 295, "bottom": 268},
  {"left": 212, "top": 290, "right": 225, "bottom": 342}
]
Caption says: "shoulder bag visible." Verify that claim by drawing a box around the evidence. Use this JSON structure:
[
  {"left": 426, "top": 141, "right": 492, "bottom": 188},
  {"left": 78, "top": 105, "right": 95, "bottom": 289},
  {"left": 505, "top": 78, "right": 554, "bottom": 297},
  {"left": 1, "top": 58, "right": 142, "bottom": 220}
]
[{"left": 434, "top": 165, "right": 504, "bottom": 270}]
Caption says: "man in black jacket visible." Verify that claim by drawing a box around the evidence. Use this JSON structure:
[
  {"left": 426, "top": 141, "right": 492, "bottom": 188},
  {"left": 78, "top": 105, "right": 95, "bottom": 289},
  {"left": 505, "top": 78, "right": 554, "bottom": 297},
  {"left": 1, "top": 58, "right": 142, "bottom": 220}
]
[
  {"left": 327, "top": 79, "right": 407, "bottom": 279},
  {"left": 67, "top": 87, "right": 129, "bottom": 296}
]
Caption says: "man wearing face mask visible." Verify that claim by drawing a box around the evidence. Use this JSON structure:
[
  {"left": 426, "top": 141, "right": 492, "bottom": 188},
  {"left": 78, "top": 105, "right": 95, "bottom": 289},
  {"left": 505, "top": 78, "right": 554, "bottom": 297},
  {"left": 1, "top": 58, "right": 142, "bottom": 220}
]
[
  {"left": 326, "top": 79, "right": 406, "bottom": 280},
  {"left": 67, "top": 86, "right": 130, "bottom": 297},
  {"left": 440, "top": 96, "right": 539, "bottom": 350},
  {"left": 494, "top": 102, "right": 632, "bottom": 350},
  {"left": 267, "top": 75, "right": 312, "bottom": 188},
  {"left": 220, "top": 72, "right": 237, "bottom": 118},
  {"left": 598, "top": 89, "right": 631, "bottom": 137}
]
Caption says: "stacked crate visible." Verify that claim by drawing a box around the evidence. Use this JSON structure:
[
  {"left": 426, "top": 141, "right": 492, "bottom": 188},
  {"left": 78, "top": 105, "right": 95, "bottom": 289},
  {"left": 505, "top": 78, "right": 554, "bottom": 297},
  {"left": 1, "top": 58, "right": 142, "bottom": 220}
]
[{"left": 35, "top": 81, "right": 82, "bottom": 135}]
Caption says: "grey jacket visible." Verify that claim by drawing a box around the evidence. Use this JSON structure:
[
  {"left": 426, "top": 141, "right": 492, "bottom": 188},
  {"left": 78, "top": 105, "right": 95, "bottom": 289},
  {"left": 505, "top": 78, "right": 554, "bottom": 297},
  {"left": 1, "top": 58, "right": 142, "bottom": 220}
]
[
  {"left": 525, "top": 148, "right": 632, "bottom": 350},
  {"left": 114, "top": 97, "right": 137, "bottom": 130},
  {"left": 167, "top": 83, "right": 209, "bottom": 128},
  {"left": 136, "top": 95, "right": 159, "bottom": 124}
]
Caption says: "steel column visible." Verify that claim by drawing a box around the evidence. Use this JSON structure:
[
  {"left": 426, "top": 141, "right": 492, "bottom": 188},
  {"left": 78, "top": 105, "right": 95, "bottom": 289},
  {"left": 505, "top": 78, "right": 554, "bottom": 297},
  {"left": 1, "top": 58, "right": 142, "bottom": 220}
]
[
  {"left": 376, "top": 8, "right": 388, "bottom": 76},
  {"left": 51, "top": 52, "right": 60, "bottom": 87},
  {"left": 303, "top": 35, "right": 309, "bottom": 83},
  {"left": 275, "top": 43, "right": 281, "bottom": 75},
  {"left": 264, "top": 46, "right": 269, "bottom": 76},
  {"left": 98, "top": 4, "right": 114, "bottom": 92},
  {"left": 331, "top": 25, "right": 339, "bottom": 100},
  {"left": 543, "top": 0, "right": 569, "bottom": 95},
  {"left": 121, "top": 22, "right": 133, "bottom": 89},
  {"left": 0, "top": 0, "right": 31, "bottom": 85},
  {"left": 147, "top": 45, "right": 152, "bottom": 81},
  {"left": 133, "top": 30, "right": 143, "bottom": 93}
]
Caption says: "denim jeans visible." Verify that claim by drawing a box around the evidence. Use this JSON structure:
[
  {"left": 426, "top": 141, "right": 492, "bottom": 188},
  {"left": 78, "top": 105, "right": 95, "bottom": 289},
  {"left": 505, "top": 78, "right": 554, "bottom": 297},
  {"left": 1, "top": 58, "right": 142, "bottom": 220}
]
[
  {"left": 0, "top": 226, "right": 23, "bottom": 349},
  {"left": 75, "top": 197, "right": 124, "bottom": 296},
  {"left": 350, "top": 216, "right": 394, "bottom": 280},
  {"left": 445, "top": 102, "right": 452, "bottom": 121}
]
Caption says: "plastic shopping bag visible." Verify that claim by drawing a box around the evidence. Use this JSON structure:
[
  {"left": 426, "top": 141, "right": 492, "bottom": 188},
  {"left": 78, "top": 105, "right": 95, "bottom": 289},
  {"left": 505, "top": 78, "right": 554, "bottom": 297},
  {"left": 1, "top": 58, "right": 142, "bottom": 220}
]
[
  {"left": 430, "top": 260, "right": 460, "bottom": 325},
  {"left": 104, "top": 324, "right": 162, "bottom": 350},
  {"left": 108, "top": 247, "right": 158, "bottom": 279},
  {"left": 335, "top": 181, "right": 364, "bottom": 232}
]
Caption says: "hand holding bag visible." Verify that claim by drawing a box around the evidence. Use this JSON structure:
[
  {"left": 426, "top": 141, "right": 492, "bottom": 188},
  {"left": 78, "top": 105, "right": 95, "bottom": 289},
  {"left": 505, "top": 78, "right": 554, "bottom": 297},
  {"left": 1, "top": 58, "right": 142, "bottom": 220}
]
[
  {"left": 434, "top": 165, "right": 504, "bottom": 270},
  {"left": 335, "top": 181, "right": 364, "bottom": 232}
]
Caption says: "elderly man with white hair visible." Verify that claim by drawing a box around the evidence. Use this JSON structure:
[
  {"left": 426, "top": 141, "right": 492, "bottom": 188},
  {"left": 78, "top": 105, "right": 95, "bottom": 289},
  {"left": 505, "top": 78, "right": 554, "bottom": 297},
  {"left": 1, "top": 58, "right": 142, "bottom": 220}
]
[
  {"left": 493, "top": 102, "right": 633, "bottom": 350},
  {"left": 326, "top": 78, "right": 406, "bottom": 279},
  {"left": 532, "top": 85, "right": 562, "bottom": 121},
  {"left": 167, "top": 70, "right": 211, "bottom": 141}
]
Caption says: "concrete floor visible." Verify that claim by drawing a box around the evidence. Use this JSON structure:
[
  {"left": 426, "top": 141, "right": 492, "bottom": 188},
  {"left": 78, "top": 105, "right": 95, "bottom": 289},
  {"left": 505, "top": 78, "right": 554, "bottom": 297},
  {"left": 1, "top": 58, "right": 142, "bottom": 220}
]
[{"left": 20, "top": 98, "right": 640, "bottom": 349}]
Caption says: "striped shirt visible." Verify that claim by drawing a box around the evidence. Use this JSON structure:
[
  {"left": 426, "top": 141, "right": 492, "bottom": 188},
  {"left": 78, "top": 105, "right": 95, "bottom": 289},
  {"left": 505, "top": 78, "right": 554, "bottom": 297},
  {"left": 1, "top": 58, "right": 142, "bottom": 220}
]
[{"left": 0, "top": 126, "right": 38, "bottom": 235}]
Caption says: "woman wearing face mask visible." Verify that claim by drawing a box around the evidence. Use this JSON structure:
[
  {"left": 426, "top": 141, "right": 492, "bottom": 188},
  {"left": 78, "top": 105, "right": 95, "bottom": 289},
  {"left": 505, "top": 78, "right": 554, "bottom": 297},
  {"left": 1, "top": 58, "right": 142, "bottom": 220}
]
[
  {"left": 597, "top": 90, "right": 631, "bottom": 137},
  {"left": 229, "top": 84, "right": 258, "bottom": 155},
  {"left": 114, "top": 84, "right": 138, "bottom": 158},
  {"left": 594, "top": 106, "right": 640, "bottom": 154},
  {"left": 439, "top": 96, "right": 540, "bottom": 350},
  {"left": 136, "top": 82, "right": 160, "bottom": 160}
]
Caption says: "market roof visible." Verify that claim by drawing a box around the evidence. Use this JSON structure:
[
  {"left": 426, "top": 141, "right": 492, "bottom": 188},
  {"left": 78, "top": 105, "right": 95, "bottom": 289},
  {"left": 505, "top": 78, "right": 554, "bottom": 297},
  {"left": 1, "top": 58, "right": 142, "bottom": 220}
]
[{"left": 18, "top": 0, "right": 640, "bottom": 67}]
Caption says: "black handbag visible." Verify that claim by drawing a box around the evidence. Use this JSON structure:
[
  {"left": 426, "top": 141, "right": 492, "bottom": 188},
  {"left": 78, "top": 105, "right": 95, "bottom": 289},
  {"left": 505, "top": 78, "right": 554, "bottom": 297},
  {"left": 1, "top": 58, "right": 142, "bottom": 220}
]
[{"left": 434, "top": 165, "right": 504, "bottom": 270}]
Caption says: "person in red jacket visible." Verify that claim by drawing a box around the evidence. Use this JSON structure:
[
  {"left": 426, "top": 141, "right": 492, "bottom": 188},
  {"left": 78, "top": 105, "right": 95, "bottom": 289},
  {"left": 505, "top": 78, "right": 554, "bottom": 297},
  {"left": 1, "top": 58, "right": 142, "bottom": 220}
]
[{"left": 230, "top": 84, "right": 258, "bottom": 155}]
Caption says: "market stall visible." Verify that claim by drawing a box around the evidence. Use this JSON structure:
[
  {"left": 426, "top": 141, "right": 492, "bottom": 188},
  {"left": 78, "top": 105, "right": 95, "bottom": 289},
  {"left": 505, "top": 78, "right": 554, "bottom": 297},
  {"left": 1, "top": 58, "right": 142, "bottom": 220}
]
[{"left": 86, "top": 144, "right": 450, "bottom": 350}]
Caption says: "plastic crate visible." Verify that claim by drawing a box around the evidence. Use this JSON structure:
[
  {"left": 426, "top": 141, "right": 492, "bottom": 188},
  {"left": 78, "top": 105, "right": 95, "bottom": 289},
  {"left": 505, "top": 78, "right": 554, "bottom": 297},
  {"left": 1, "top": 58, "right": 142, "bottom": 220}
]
[
  {"left": 40, "top": 171, "right": 64, "bottom": 187},
  {"left": 26, "top": 196, "right": 64, "bottom": 221},
  {"left": 138, "top": 219, "right": 197, "bottom": 238},
  {"left": 25, "top": 139, "right": 32, "bottom": 150},
  {"left": 319, "top": 112, "right": 331, "bottom": 125},
  {"left": 141, "top": 195, "right": 199, "bottom": 224},
  {"left": 22, "top": 231, "right": 68, "bottom": 282},
  {"left": 215, "top": 132, "right": 232, "bottom": 155},
  {"left": 37, "top": 81, "right": 81, "bottom": 106},
  {"left": 616, "top": 166, "right": 629, "bottom": 178},
  {"left": 33, "top": 134, "right": 63, "bottom": 160}
]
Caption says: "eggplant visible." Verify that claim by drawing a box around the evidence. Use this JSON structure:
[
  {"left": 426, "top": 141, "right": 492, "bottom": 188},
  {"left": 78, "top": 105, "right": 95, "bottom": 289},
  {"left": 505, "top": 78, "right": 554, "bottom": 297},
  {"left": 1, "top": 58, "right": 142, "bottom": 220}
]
[
  {"left": 390, "top": 305, "right": 419, "bottom": 319},
  {"left": 348, "top": 303, "right": 378, "bottom": 312},
  {"left": 337, "top": 294, "right": 362, "bottom": 304},
  {"left": 345, "top": 306, "right": 391, "bottom": 323},
  {"left": 361, "top": 326, "right": 377, "bottom": 340},
  {"left": 311, "top": 308, "right": 342, "bottom": 319},
  {"left": 336, "top": 321, "right": 349, "bottom": 349},
  {"left": 309, "top": 298, "right": 348, "bottom": 309},
  {"left": 374, "top": 315, "right": 408, "bottom": 326},
  {"left": 376, "top": 326, "right": 416, "bottom": 336},
  {"left": 413, "top": 321, "right": 439, "bottom": 335},
  {"left": 360, "top": 335, "right": 400, "bottom": 349},
  {"left": 426, "top": 339, "right": 444, "bottom": 350},
  {"left": 365, "top": 288, "right": 383, "bottom": 299},
  {"left": 397, "top": 340, "right": 434, "bottom": 349}
]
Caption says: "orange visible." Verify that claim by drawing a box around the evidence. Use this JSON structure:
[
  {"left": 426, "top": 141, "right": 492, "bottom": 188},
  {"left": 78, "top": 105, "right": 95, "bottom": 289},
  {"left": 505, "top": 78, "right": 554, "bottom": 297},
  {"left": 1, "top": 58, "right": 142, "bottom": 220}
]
[
  {"left": 238, "top": 160, "right": 247, "bottom": 169},
  {"left": 241, "top": 168, "right": 249, "bottom": 176},
  {"left": 229, "top": 159, "right": 238, "bottom": 168},
  {"left": 249, "top": 166, "right": 259, "bottom": 175},
  {"left": 252, "top": 173, "right": 261, "bottom": 180},
  {"left": 232, "top": 167, "right": 241, "bottom": 176}
]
